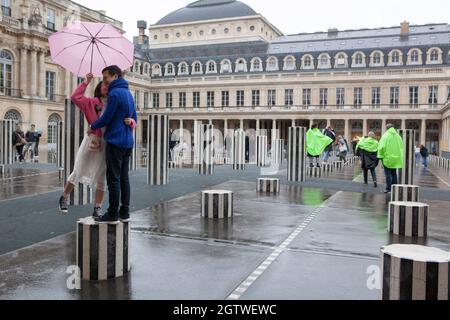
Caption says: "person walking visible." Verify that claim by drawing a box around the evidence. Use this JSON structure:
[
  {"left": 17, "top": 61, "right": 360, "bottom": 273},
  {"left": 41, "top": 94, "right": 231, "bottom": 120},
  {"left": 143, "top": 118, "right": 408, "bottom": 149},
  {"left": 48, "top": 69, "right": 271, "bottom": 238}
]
[
  {"left": 89, "top": 65, "right": 138, "bottom": 223},
  {"left": 414, "top": 144, "right": 421, "bottom": 166},
  {"left": 377, "top": 124, "right": 404, "bottom": 194},
  {"left": 12, "top": 123, "right": 26, "bottom": 163},
  {"left": 420, "top": 144, "right": 429, "bottom": 168},
  {"left": 322, "top": 126, "right": 336, "bottom": 162},
  {"left": 25, "top": 124, "right": 41, "bottom": 162},
  {"left": 356, "top": 132, "right": 379, "bottom": 188},
  {"left": 337, "top": 135, "right": 348, "bottom": 162},
  {"left": 307, "top": 124, "right": 333, "bottom": 168}
]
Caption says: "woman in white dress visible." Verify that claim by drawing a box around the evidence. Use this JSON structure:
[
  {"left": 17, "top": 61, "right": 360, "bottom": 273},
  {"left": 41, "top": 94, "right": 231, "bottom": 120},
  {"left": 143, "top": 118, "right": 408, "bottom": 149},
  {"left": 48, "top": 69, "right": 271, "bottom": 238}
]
[{"left": 58, "top": 73, "right": 135, "bottom": 216}]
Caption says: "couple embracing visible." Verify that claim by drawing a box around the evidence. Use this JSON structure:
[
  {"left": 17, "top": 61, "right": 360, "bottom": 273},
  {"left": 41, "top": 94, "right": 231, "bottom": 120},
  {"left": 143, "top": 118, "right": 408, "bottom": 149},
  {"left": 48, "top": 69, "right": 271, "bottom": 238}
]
[{"left": 59, "top": 65, "right": 137, "bottom": 224}]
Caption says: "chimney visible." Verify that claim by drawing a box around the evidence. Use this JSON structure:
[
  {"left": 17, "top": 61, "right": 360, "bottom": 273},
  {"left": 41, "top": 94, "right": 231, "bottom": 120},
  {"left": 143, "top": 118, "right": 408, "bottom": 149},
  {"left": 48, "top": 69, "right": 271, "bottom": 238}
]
[
  {"left": 137, "top": 20, "right": 148, "bottom": 45},
  {"left": 400, "top": 21, "right": 410, "bottom": 37},
  {"left": 327, "top": 27, "right": 338, "bottom": 37}
]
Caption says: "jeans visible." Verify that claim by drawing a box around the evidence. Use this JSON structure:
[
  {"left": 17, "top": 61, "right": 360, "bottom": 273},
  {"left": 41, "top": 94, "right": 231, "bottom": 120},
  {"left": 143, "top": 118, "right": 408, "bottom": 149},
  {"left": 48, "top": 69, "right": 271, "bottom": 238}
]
[
  {"left": 383, "top": 167, "right": 398, "bottom": 192},
  {"left": 363, "top": 168, "right": 377, "bottom": 184},
  {"left": 16, "top": 145, "right": 24, "bottom": 161},
  {"left": 323, "top": 150, "right": 331, "bottom": 162},
  {"left": 339, "top": 151, "right": 347, "bottom": 162},
  {"left": 422, "top": 156, "right": 428, "bottom": 168},
  {"left": 105, "top": 143, "right": 132, "bottom": 218}
]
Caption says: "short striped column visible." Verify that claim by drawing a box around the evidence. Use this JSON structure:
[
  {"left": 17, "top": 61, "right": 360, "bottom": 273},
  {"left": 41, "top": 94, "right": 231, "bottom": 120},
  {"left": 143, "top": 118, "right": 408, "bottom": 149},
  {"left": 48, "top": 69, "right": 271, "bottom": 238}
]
[
  {"left": 381, "top": 244, "right": 450, "bottom": 300},
  {"left": 388, "top": 201, "right": 429, "bottom": 237},
  {"left": 391, "top": 185, "right": 420, "bottom": 202},
  {"left": 287, "top": 127, "right": 306, "bottom": 182},
  {"left": 201, "top": 190, "right": 233, "bottom": 219},
  {"left": 232, "top": 130, "right": 245, "bottom": 170},
  {"left": 256, "top": 135, "right": 268, "bottom": 167},
  {"left": 64, "top": 99, "right": 92, "bottom": 206},
  {"left": 0, "top": 119, "right": 15, "bottom": 165},
  {"left": 321, "top": 162, "right": 333, "bottom": 174},
  {"left": 147, "top": 114, "right": 169, "bottom": 185},
  {"left": 271, "top": 139, "right": 284, "bottom": 165},
  {"left": 398, "top": 129, "right": 415, "bottom": 185},
  {"left": 257, "top": 178, "right": 280, "bottom": 193},
  {"left": 198, "top": 124, "right": 214, "bottom": 175},
  {"left": 76, "top": 217, "right": 131, "bottom": 281},
  {"left": 333, "top": 160, "right": 343, "bottom": 169},
  {"left": 307, "top": 166, "right": 322, "bottom": 178}
]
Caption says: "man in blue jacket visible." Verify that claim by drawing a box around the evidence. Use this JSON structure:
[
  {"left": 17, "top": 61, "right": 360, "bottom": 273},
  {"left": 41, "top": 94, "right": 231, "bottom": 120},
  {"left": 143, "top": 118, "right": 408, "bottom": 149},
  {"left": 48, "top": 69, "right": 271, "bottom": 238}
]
[{"left": 89, "top": 65, "right": 137, "bottom": 223}]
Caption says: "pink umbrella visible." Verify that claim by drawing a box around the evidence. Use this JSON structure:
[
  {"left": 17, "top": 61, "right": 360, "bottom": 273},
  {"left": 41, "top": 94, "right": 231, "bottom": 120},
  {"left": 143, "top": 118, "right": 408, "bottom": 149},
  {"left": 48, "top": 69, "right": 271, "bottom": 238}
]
[{"left": 48, "top": 21, "right": 134, "bottom": 77}]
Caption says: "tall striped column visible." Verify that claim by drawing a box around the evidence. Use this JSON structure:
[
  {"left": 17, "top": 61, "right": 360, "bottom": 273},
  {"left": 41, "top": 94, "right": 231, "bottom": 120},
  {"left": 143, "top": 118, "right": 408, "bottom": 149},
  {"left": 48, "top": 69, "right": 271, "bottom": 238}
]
[
  {"left": 271, "top": 139, "right": 284, "bottom": 165},
  {"left": 0, "top": 119, "right": 15, "bottom": 165},
  {"left": 398, "top": 129, "right": 415, "bottom": 185},
  {"left": 381, "top": 244, "right": 450, "bottom": 300},
  {"left": 287, "top": 127, "right": 306, "bottom": 182},
  {"left": 198, "top": 124, "right": 214, "bottom": 175},
  {"left": 147, "top": 114, "right": 169, "bottom": 185},
  {"left": 76, "top": 217, "right": 131, "bottom": 281},
  {"left": 129, "top": 127, "right": 137, "bottom": 171},
  {"left": 232, "top": 130, "right": 245, "bottom": 170},
  {"left": 56, "top": 121, "right": 64, "bottom": 170},
  {"left": 64, "top": 99, "right": 92, "bottom": 206},
  {"left": 256, "top": 135, "right": 268, "bottom": 167}
]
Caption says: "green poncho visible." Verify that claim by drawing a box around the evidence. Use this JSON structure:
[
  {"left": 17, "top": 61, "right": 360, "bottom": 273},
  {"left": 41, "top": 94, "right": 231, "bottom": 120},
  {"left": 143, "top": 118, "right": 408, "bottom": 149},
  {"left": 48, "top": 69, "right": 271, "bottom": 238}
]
[
  {"left": 356, "top": 137, "right": 379, "bottom": 154},
  {"left": 377, "top": 128, "right": 404, "bottom": 169},
  {"left": 306, "top": 128, "right": 333, "bottom": 157}
]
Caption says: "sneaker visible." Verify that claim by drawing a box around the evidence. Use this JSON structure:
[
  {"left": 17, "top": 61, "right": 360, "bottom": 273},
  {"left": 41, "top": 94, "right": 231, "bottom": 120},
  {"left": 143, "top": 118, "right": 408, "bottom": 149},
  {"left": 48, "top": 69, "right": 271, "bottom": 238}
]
[
  {"left": 383, "top": 190, "right": 390, "bottom": 194},
  {"left": 59, "top": 195, "right": 68, "bottom": 214},
  {"left": 92, "top": 207, "right": 102, "bottom": 218},
  {"left": 94, "top": 214, "right": 119, "bottom": 224},
  {"left": 374, "top": 182, "right": 378, "bottom": 188},
  {"left": 119, "top": 214, "right": 131, "bottom": 222}
]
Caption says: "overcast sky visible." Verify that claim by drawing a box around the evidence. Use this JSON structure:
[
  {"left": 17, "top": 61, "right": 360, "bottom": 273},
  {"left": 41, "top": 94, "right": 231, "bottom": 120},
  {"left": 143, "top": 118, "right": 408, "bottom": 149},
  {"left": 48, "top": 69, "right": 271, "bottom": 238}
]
[{"left": 75, "top": 0, "right": 450, "bottom": 39}]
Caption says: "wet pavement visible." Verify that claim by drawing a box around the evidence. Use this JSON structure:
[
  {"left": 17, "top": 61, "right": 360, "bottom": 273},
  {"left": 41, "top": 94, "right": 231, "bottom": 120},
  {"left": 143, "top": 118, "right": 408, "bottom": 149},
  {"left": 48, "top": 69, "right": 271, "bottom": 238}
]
[{"left": 0, "top": 161, "right": 449, "bottom": 300}]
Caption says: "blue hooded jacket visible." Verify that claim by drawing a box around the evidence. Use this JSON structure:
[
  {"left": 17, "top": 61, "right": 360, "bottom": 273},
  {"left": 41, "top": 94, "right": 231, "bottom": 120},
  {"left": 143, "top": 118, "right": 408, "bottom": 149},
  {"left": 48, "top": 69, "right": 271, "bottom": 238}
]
[{"left": 91, "top": 77, "right": 137, "bottom": 149}]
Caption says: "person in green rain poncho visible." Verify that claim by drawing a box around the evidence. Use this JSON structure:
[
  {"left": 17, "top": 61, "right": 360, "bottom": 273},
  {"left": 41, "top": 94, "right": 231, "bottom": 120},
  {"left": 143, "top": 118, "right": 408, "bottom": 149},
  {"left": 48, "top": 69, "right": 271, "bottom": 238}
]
[
  {"left": 306, "top": 124, "right": 333, "bottom": 167},
  {"left": 356, "top": 131, "right": 379, "bottom": 188},
  {"left": 377, "top": 124, "right": 404, "bottom": 194}
]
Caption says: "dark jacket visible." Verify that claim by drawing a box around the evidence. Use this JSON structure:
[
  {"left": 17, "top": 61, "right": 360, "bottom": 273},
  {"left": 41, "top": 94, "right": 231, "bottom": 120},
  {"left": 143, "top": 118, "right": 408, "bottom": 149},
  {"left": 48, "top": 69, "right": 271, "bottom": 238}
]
[
  {"left": 322, "top": 129, "right": 336, "bottom": 151},
  {"left": 91, "top": 77, "right": 137, "bottom": 149},
  {"left": 12, "top": 130, "right": 25, "bottom": 146},
  {"left": 420, "top": 146, "right": 429, "bottom": 158},
  {"left": 359, "top": 149, "right": 379, "bottom": 170}
]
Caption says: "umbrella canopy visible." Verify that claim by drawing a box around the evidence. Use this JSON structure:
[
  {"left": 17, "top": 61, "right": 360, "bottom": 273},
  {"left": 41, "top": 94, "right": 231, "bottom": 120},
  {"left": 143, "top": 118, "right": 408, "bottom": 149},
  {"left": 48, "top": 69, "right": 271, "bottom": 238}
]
[{"left": 48, "top": 21, "right": 134, "bottom": 77}]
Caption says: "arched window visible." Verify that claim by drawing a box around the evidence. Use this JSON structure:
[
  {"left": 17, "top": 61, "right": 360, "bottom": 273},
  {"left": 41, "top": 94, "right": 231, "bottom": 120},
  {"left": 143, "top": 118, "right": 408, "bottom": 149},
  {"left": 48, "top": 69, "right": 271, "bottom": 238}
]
[
  {"left": 220, "top": 59, "right": 231, "bottom": 73},
  {"left": 143, "top": 64, "right": 149, "bottom": 75},
  {"left": 4, "top": 109, "right": 21, "bottom": 123},
  {"left": 302, "top": 55, "right": 313, "bottom": 69},
  {"left": 152, "top": 64, "right": 162, "bottom": 77},
  {"left": 354, "top": 53, "right": 364, "bottom": 66},
  {"left": 236, "top": 59, "right": 247, "bottom": 72},
  {"left": 267, "top": 57, "right": 278, "bottom": 71},
  {"left": 335, "top": 53, "right": 347, "bottom": 67},
  {"left": 47, "top": 113, "right": 62, "bottom": 145},
  {"left": 165, "top": 63, "right": 174, "bottom": 76},
  {"left": 178, "top": 62, "right": 188, "bottom": 75},
  {"left": 392, "top": 51, "right": 400, "bottom": 63},
  {"left": 318, "top": 54, "right": 330, "bottom": 68},
  {"left": 207, "top": 61, "right": 216, "bottom": 73},
  {"left": 0, "top": 50, "right": 13, "bottom": 95},
  {"left": 371, "top": 51, "right": 382, "bottom": 65},
  {"left": 284, "top": 56, "right": 296, "bottom": 70},
  {"left": 251, "top": 58, "right": 261, "bottom": 72},
  {"left": 409, "top": 49, "right": 420, "bottom": 64},
  {"left": 430, "top": 49, "right": 440, "bottom": 63},
  {"left": 193, "top": 62, "right": 202, "bottom": 74}
]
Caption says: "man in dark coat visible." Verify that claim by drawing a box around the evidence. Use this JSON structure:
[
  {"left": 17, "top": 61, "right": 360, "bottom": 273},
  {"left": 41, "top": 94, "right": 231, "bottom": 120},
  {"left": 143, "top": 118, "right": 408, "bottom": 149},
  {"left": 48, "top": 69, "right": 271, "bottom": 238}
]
[{"left": 356, "top": 131, "right": 379, "bottom": 188}]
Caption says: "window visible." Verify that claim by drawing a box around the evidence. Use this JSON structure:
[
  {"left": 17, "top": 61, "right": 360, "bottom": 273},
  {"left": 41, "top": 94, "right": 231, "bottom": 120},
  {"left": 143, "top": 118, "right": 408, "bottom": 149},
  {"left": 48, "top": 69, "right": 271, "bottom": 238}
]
[
  {"left": 319, "top": 88, "right": 328, "bottom": 108},
  {"left": 207, "top": 91, "right": 215, "bottom": 108},
  {"left": 4, "top": 109, "right": 21, "bottom": 122},
  {"left": 285, "top": 89, "right": 293, "bottom": 106},
  {"left": 390, "top": 87, "right": 399, "bottom": 108},
  {"left": 409, "top": 86, "right": 419, "bottom": 108},
  {"left": 179, "top": 92, "right": 186, "bottom": 108},
  {"left": 164, "top": 92, "right": 172, "bottom": 108},
  {"left": 236, "top": 90, "right": 244, "bottom": 107},
  {"left": 251, "top": 58, "right": 261, "bottom": 72},
  {"left": 144, "top": 92, "right": 149, "bottom": 109},
  {"left": 45, "top": 71, "right": 55, "bottom": 101},
  {"left": 335, "top": 54, "right": 346, "bottom": 67},
  {"left": 336, "top": 88, "right": 345, "bottom": 108},
  {"left": 430, "top": 49, "right": 439, "bottom": 63},
  {"left": 236, "top": 59, "right": 246, "bottom": 72},
  {"left": 152, "top": 93, "right": 160, "bottom": 109},
  {"left": 47, "top": 113, "right": 61, "bottom": 146},
  {"left": 221, "top": 60, "right": 231, "bottom": 73},
  {"left": 166, "top": 64, "right": 174, "bottom": 75},
  {"left": 391, "top": 51, "right": 400, "bottom": 64},
  {"left": 303, "top": 56, "right": 312, "bottom": 68},
  {"left": 371, "top": 87, "right": 381, "bottom": 108},
  {"left": 193, "top": 92, "right": 200, "bottom": 108},
  {"left": 2, "top": 0, "right": 11, "bottom": 17},
  {"left": 179, "top": 63, "right": 188, "bottom": 75},
  {"left": 47, "top": 8, "right": 56, "bottom": 30},
  {"left": 372, "top": 52, "right": 382, "bottom": 65},
  {"left": 319, "top": 55, "right": 330, "bottom": 68},
  {"left": 353, "top": 87, "right": 363, "bottom": 108},
  {"left": 135, "top": 90, "right": 140, "bottom": 109},
  {"left": 221, "top": 91, "right": 229, "bottom": 107},
  {"left": 284, "top": 57, "right": 295, "bottom": 70},
  {"left": 252, "top": 90, "right": 260, "bottom": 107},
  {"left": 0, "top": 49, "right": 13, "bottom": 96},
  {"left": 193, "top": 62, "right": 202, "bottom": 74},
  {"left": 268, "top": 89, "right": 276, "bottom": 106},
  {"left": 354, "top": 53, "right": 364, "bottom": 66},
  {"left": 428, "top": 86, "right": 438, "bottom": 107},
  {"left": 224, "top": 28, "right": 229, "bottom": 34},
  {"left": 447, "top": 86, "right": 450, "bottom": 101},
  {"left": 152, "top": 65, "right": 161, "bottom": 77},
  {"left": 267, "top": 57, "right": 278, "bottom": 71},
  {"left": 410, "top": 50, "right": 420, "bottom": 63},
  {"left": 207, "top": 61, "right": 216, "bottom": 73},
  {"left": 302, "top": 88, "right": 311, "bottom": 107}
]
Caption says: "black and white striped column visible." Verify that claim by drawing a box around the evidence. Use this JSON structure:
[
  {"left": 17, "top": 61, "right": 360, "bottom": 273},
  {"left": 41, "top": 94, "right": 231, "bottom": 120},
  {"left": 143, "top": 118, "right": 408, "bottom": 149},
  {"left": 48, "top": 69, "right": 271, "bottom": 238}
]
[
  {"left": 256, "top": 135, "right": 268, "bottom": 167},
  {"left": 287, "top": 127, "right": 307, "bottom": 182},
  {"left": 201, "top": 190, "right": 233, "bottom": 219},
  {"left": 129, "top": 127, "right": 137, "bottom": 171},
  {"left": 398, "top": 129, "right": 415, "bottom": 185},
  {"left": 0, "top": 119, "right": 15, "bottom": 165},
  {"left": 391, "top": 185, "right": 420, "bottom": 202},
  {"left": 76, "top": 217, "right": 131, "bottom": 281},
  {"left": 232, "top": 130, "right": 245, "bottom": 170},
  {"left": 64, "top": 99, "right": 92, "bottom": 206},
  {"left": 271, "top": 139, "right": 284, "bottom": 165},
  {"left": 333, "top": 161, "right": 343, "bottom": 169},
  {"left": 257, "top": 178, "right": 280, "bottom": 193},
  {"left": 147, "top": 114, "right": 169, "bottom": 185},
  {"left": 307, "top": 166, "right": 322, "bottom": 178},
  {"left": 388, "top": 201, "right": 429, "bottom": 237},
  {"left": 321, "top": 162, "right": 334, "bottom": 174},
  {"left": 381, "top": 244, "right": 450, "bottom": 300},
  {"left": 198, "top": 124, "right": 214, "bottom": 175}
]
